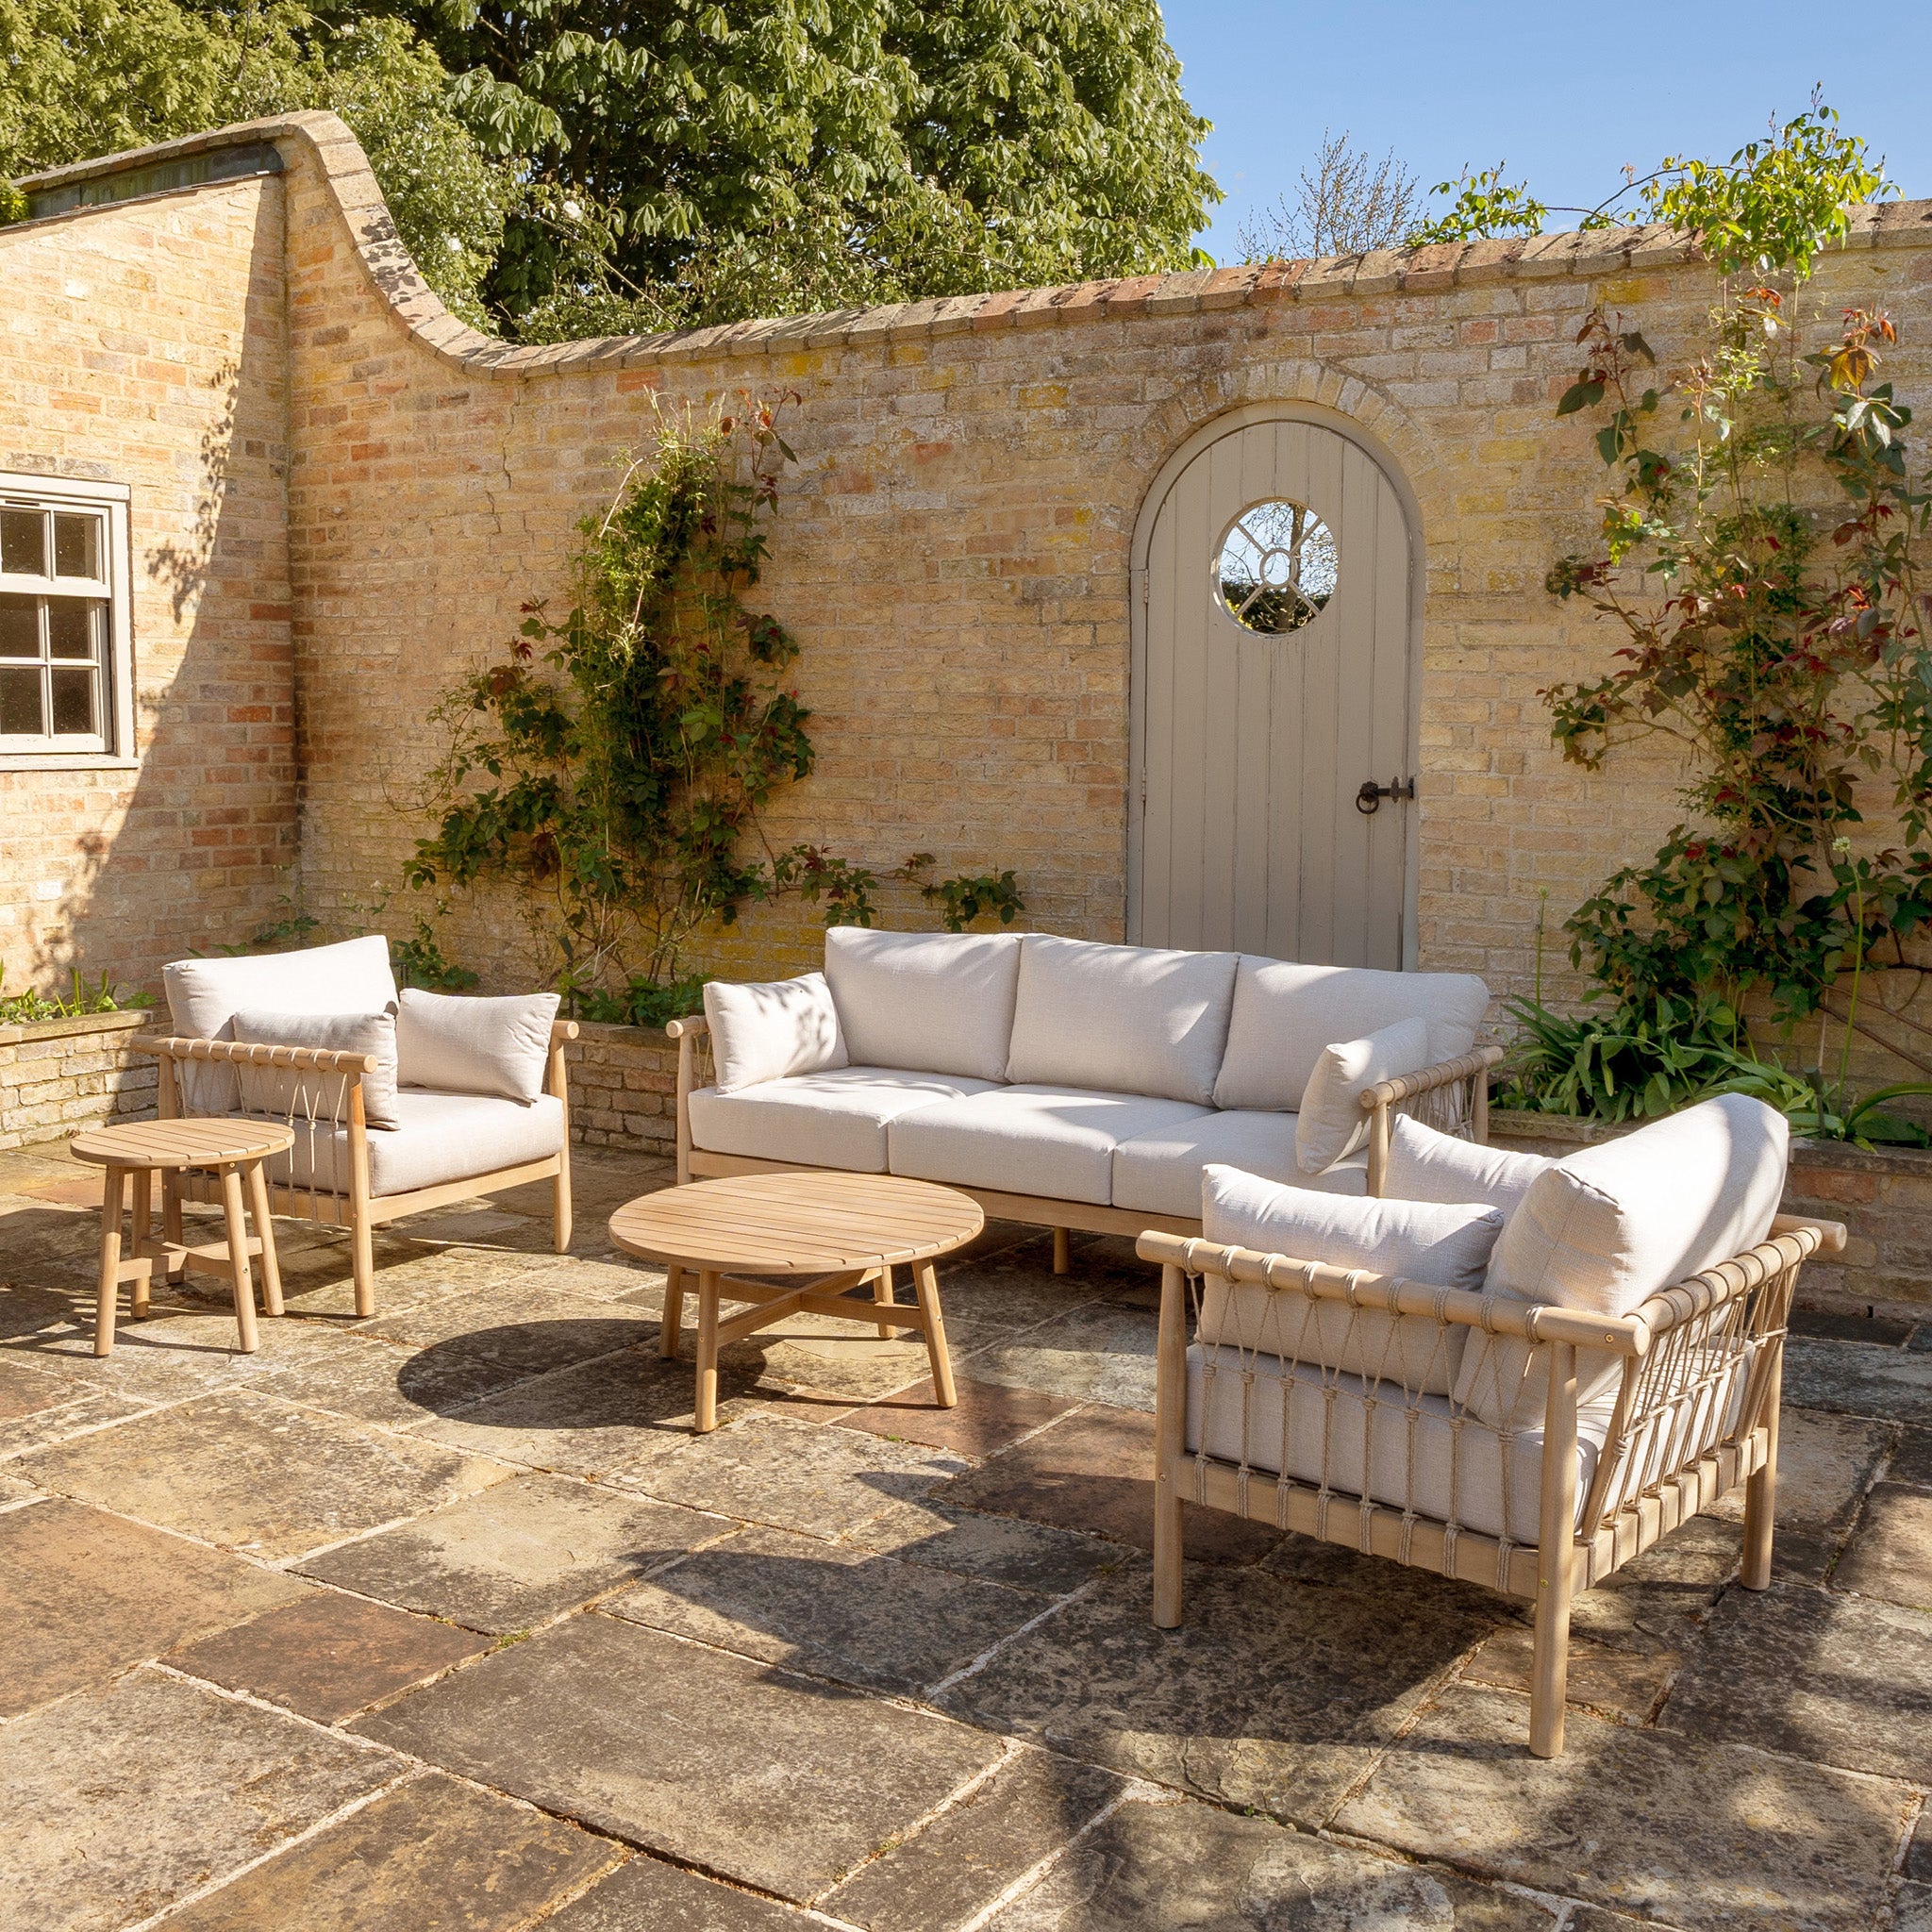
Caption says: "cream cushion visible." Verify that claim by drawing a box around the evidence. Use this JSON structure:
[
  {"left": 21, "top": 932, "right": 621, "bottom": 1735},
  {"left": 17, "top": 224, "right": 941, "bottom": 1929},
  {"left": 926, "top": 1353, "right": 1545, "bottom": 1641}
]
[
  {"left": 1385, "top": 1115, "right": 1553, "bottom": 1215},
  {"left": 273, "top": 1091, "right": 565, "bottom": 1197},
  {"left": 229, "top": 1006, "right": 401, "bottom": 1130},
  {"left": 1187, "top": 1347, "right": 1616, "bottom": 1546},
  {"left": 162, "top": 936, "right": 398, "bottom": 1113},
  {"left": 1213, "top": 958, "right": 1491, "bottom": 1111},
  {"left": 823, "top": 927, "right": 1022, "bottom": 1082},
  {"left": 1294, "top": 1017, "right": 1433, "bottom": 1174},
  {"left": 1004, "top": 936, "right": 1239, "bottom": 1106},
  {"left": 1199, "top": 1163, "right": 1504, "bottom": 1393},
  {"left": 701, "top": 973, "right": 848, "bottom": 1094},
  {"left": 687, "top": 1067, "right": 993, "bottom": 1174},
  {"left": 889, "top": 1086, "right": 1211, "bottom": 1206},
  {"left": 1110, "top": 1111, "right": 1367, "bottom": 1217},
  {"left": 396, "top": 988, "right": 560, "bottom": 1103},
  {"left": 1454, "top": 1093, "right": 1790, "bottom": 1430}
]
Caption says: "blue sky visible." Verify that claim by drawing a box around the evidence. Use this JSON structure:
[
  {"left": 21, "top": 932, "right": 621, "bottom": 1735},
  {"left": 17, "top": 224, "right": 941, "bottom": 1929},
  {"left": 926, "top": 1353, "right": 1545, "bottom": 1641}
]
[{"left": 1161, "top": 2, "right": 1932, "bottom": 260}]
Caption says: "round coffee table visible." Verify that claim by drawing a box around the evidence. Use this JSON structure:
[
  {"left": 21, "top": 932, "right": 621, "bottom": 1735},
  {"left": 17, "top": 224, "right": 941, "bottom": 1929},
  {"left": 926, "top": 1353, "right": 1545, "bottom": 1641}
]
[
  {"left": 608, "top": 1172, "right": 984, "bottom": 1431},
  {"left": 70, "top": 1117, "right": 294, "bottom": 1356}
]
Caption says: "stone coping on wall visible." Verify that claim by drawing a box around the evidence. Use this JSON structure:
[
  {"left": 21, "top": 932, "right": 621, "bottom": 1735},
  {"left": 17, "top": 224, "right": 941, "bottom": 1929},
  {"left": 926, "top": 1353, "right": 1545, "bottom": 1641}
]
[
  {"left": 0, "top": 1007, "right": 153, "bottom": 1048},
  {"left": 16, "top": 112, "right": 1932, "bottom": 384}
]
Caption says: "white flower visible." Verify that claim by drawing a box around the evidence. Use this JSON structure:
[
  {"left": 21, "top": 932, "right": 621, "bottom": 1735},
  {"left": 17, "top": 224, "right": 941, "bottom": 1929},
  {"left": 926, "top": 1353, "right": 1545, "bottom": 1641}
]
[
  {"left": 561, "top": 199, "right": 583, "bottom": 222},
  {"left": 446, "top": 236, "right": 463, "bottom": 254}
]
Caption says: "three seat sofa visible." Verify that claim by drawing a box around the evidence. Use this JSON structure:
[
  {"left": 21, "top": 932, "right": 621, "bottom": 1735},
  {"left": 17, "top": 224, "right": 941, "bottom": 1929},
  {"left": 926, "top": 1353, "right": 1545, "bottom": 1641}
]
[{"left": 671, "top": 928, "right": 1503, "bottom": 1251}]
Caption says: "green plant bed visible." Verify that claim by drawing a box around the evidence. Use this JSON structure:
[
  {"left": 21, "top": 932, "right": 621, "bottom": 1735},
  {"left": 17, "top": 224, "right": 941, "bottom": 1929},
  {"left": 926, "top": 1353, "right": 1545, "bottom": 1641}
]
[{"left": 0, "top": 968, "right": 152, "bottom": 1027}]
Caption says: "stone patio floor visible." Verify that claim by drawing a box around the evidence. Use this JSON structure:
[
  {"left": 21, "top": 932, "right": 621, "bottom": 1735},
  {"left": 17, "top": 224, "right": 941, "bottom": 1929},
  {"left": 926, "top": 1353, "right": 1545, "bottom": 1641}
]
[{"left": 2, "top": 1141, "right": 1930, "bottom": 1931}]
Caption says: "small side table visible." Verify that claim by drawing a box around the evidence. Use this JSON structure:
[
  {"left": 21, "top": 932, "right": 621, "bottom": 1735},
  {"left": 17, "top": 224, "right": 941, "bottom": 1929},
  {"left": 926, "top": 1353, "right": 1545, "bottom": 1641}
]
[
  {"left": 70, "top": 1118, "right": 295, "bottom": 1356},
  {"left": 608, "top": 1171, "right": 983, "bottom": 1432}
]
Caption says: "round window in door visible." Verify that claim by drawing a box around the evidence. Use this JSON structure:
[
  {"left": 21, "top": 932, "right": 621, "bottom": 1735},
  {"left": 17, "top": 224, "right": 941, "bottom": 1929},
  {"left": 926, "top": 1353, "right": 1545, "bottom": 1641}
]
[{"left": 1215, "top": 498, "right": 1338, "bottom": 634}]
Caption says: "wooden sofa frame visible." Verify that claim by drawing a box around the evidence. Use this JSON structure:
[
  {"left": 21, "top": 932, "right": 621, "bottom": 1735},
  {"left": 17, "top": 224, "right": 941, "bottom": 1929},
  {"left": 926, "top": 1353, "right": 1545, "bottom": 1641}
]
[
  {"left": 1138, "top": 1211, "right": 1844, "bottom": 1757},
  {"left": 666, "top": 1013, "right": 1505, "bottom": 1265},
  {"left": 132, "top": 1022, "right": 579, "bottom": 1317}
]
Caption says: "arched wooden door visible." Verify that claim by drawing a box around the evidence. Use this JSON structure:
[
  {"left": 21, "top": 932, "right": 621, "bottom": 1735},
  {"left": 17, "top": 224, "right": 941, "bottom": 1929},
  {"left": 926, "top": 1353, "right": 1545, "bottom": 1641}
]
[{"left": 1129, "top": 411, "right": 1419, "bottom": 966}]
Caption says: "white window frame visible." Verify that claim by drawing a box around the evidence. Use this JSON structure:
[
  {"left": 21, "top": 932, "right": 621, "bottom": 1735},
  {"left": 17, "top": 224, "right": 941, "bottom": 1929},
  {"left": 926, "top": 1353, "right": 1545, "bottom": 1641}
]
[{"left": 0, "top": 472, "right": 135, "bottom": 768}]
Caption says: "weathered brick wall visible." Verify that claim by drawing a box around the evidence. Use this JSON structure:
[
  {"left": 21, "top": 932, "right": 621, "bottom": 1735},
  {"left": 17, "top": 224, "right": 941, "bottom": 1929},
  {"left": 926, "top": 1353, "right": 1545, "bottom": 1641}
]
[
  {"left": 566, "top": 1023, "right": 678, "bottom": 1156},
  {"left": 0, "top": 1010, "right": 156, "bottom": 1151},
  {"left": 0, "top": 170, "right": 297, "bottom": 997},
  {"left": 12, "top": 116, "right": 1932, "bottom": 1029}
]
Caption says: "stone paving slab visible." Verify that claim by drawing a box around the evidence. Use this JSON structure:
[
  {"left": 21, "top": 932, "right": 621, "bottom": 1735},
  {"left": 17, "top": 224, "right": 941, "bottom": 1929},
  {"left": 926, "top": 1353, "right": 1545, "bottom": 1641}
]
[
  {"left": 354, "top": 1611, "right": 1002, "bottom": 1903},
  {"left": 1782, "top": 1337, "right": 1932, "bottom": 1423},
  {"left": 1707, "top": 1407, "right": 1892, "bottom": 1581},
  {"left": 1897, "top": 1884, "right": 1932, "bottom": 1932},
  {"left": 419, "top": 1343, "right": 761, "bottom": 1474},
  {"left": 1335, "top": 1681, "right": 1910, "bottom": 1931},
  {"left": 612, "top": 1414, "right": 967, "bottom": 1538},
  {"left": 0, "top": 1376, "right": 151, "bottom": 1460},
  {"left": 159, "top": 1770, "right": 624, "bottom": 1930},
  {"left": 0, "top": 1300, "right": 301, "bottom": 1401},
  {"left": 841, "top": 1495, "right": 1127, "bottom": 1595},
  {"left": 842, "top": 1373, "right": 1080, "bottom": 1457},
  {"left": 982, "top": 1792, "right": 1555, "bottom": 1930},
  {"left": 164, "top": 1591, "right": 495, "bottom": 1722},
  {"left": 543, "top": 1856, "right": 807, "bottom": 1929},
  {"left": 299, "top": 1471, "right": 728, "bottom": 1633},
  {"left": 0, "top": 1195, "right": 98, "bottom": 1263},
  {"left": 17, "top": 1389, "right": 512, "bottom": 1559},
  {"left": 919, "top": 1245, "right": 1118, "bottom": 1333},
  {"left": 959, "top": 1302, "right": 1160, "bottom": 1412},
  {"left": 941, "top": 1404, "right": 1283, "bottom": 1565},
  {"left": 822, "top": 1748, "right": 1125, "bottom": 1932},
  {"left": 260, "top": 1234, "right": 484, "bottom": 1321},
  {"left": 940, "top": 1557, "right": 1497, "bottom": 1829},
  {"left": 608, "top": 1521, "right": 1055, "bottom": 1696},
  {"left": 1658, "top": 1580, "right": 1932, "bottom": 1783},
  {"left": 0, "top": 1495, "right": 311, "bottom": 1716},
  {"left": 0, "top": 1668, "right": 400, "bottom": 1932},
  {"left": 1833, "top": 1481, "right": 1932, "bottom": 1608},
  {"left": 1896, "top": 1424, "right": 1932, "bottom": 1488}
]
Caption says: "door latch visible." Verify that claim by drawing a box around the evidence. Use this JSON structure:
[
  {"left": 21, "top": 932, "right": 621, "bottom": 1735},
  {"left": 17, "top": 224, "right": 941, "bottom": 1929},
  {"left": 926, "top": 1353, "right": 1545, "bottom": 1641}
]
[{"left": 1355, "top": 775, "right": 1417, "bottom": 815}]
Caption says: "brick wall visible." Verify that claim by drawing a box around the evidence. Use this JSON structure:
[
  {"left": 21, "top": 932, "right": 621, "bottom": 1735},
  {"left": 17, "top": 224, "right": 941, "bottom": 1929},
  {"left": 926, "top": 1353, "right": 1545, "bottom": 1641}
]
[
  {"left": 0, "top": 168, "right": 296, "bottom": 997},
  {"left": 8, "top": 115, "right": 1932, "bottom": 1026},
  {"left": 0, "top": 1010, "right": 155, "bottom": 1151}
]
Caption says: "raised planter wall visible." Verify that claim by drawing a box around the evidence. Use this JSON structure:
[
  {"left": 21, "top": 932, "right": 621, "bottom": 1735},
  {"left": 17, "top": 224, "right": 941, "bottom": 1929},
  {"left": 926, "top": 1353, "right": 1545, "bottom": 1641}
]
[
  {"left": 565, "top": 1022, "right": 679, "bottom": 1159},
  {"left": 1491, "top": 1110, "right": 1932, "bottom": 1324},
  {"left": 0, "top": 1009, "right": 157, "bottom": 1151}
]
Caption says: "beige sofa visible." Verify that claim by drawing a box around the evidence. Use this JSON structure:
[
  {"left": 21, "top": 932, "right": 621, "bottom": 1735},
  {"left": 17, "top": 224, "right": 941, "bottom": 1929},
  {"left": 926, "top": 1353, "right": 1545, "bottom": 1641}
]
[{"left": 670, "top": 929, "right": 1502, "bottom": 1257}]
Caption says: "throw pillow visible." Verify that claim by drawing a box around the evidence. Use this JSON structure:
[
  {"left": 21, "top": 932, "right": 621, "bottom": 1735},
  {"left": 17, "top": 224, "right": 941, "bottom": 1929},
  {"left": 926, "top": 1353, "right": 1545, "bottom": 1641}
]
[
  {"left": 228, "top": 1006, "right": 401, "bottom": 1129},
  {"left": 701, "top": 973, "right": 849, "bottom": 1094},
  {"left": 395, "top": 988, "right": 562, "bottom": 1103},
  {"left": 1384, "top": 1114, "right": 1553, "bottom": 1215},
  {"left": 1294, "top": 1016, "right": 1432, "bottom": 1175}
]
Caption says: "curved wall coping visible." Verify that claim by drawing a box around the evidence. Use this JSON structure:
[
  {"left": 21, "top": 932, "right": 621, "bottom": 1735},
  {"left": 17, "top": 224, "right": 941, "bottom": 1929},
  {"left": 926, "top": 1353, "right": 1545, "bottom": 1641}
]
[{"left": 17, "top": 111, "right": 1932, "bottom": 382}]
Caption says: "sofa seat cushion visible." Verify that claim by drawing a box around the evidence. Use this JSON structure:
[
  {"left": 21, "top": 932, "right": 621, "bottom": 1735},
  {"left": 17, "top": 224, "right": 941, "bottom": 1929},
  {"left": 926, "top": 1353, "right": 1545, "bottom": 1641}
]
[
  {"left": 1186, "top": 1345, "right": 1615, "bottom": 1548},
  {"left": 824, "top": 928, "right": 1022, "bottom": 1082},
  {"left": 1213, "top": 958, "right": 1491, "bottom": 1112},
  {"left": 1110, "top": 1111, "right": 1367, "bottom": 1218},
  {"left": 688, "top": 1067, "right": 995, "bottom": 1174},
  {"left": 1005, "top": 935, "right": 1240, "bottom": 1105},
  {"left": 888, "top": 1086, "right": 1212, "bottom": 1206},
  {"left": 269, "top": 1090, "right": 565, "bottom": 1199}
]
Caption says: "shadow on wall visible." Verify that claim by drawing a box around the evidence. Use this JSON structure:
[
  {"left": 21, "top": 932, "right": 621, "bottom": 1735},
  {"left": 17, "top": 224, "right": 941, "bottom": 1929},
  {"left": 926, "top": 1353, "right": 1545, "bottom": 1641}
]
[{"left": 26, "top": 209, "right": 300, "bottom": 997}]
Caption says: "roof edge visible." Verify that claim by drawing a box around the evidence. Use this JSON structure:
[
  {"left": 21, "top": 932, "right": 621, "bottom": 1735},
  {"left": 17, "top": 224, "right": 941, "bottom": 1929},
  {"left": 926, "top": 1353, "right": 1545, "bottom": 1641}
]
[{"left": 17, "top": 115, "right": 1932, "bottom": 381}]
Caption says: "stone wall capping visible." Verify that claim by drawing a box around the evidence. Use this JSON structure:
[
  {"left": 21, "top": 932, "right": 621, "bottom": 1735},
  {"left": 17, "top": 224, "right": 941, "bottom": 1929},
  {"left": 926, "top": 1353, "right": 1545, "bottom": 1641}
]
[{"left": 1143, "top": 267, "right": 1216, "bottom": 316}]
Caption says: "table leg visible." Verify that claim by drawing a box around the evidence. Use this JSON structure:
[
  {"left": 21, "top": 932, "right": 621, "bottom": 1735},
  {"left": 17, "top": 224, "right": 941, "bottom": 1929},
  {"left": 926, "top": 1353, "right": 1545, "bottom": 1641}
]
[
  {"left": 913, "top": 1258, "right": 957, "bottom": 1407},
  {"left": 660, "top": 1264, "right": 685, "bottom": 1359},
  {"left": 161, "top": 1169, "right": 183, "bottom": 1261},
  {"left": 694, "top": 1269, "right": 721, "bottom": 1432},
  {"left": 128, "top": 1169, "right": 153, "bottom": 1319},
  {"left": 218, "top": 1164, "right": 259, "bottom": 1353},
  {"left": 873, "top": 1261, "right": 896, "bottom": 1339},
  {"left": 94, "top": 1165, "right": 127, "bottom": 1357},
  {"left": 244, "top": 1158, "right": 283, "bottom": 1318}
]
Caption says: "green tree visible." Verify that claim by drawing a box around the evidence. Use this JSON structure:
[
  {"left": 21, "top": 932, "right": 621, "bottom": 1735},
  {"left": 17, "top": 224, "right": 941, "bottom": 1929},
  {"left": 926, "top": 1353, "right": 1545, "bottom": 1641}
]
[{"left": 344, "top": 0, "right": 1217, "bottom": 334}]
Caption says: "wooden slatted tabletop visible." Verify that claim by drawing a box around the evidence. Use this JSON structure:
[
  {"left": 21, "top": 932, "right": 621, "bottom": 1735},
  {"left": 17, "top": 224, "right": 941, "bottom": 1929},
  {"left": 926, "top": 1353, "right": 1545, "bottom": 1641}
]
[
  {"left": 608, "top": 1171, "right": 982, "bottom": 1274},
  {"left": 70, "top": 1118, "right": 294, "bottom": 1168}
]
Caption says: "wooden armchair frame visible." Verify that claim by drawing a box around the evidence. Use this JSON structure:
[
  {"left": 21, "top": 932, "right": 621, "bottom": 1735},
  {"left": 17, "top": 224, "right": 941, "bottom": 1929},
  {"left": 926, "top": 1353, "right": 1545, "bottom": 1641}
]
[
  {"left": 667, "top": 1017, "right": 1504, "bottom": 1266},
  {"left": 133, "top": 1021, "right": 579, "bottom": 1317},
  {"left": 1139, "top": 1210, "right": 1844, "bottom": 1757}
]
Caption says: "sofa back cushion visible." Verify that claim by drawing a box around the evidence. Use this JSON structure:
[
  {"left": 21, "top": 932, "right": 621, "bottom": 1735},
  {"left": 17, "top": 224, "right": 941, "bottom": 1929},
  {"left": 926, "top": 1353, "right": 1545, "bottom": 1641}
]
[
  {"left": 824, "top": 928, "right": 1021, "bottom": 1082},
  {"left": 1213, "top": 958, "right": 1491, "bottom": 1112},
  {"left": 1005, "top": 935, "right": 1238, "bottom": 1105},
  {"left": 230, "top": 1006, "right": 402, "bottom": 1128},
  {"left": 1452, "top": 1092, "right": 1790, "bottom": 1429},
  {"left": 1199, "top": 1163, "right": 1504, "bottom": 1393},
  {"left": 163, "top": 936, "right": 399, "bottom": 1114},
  {"left": 1385, "top": 1114, "right": 1553, "bottom": 1215},
  {"left": 396, "top": 989, "right": 561, "bottom": 1103},
  {"left": 1295, "top": 1018, "right": 1433, "bottom": 1175},
  {"left": 703, "top": 973, "right": 849, "bottom": 1094}
]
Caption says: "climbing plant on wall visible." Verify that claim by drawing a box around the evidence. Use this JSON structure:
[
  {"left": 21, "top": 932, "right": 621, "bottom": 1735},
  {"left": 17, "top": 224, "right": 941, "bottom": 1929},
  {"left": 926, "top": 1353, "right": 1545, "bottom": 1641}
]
[{"left": 405, "top": 394, "right": 1023, "bottom": 1025}]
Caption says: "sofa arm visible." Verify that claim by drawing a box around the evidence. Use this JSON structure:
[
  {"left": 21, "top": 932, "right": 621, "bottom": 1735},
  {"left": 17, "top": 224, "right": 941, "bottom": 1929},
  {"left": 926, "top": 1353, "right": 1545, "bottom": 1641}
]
[
  {"left": 666, "top": 1015, "right": 710, "bottom": 1185},
  {"left": 131, "top": 1033, "right": 381, "bottom": 1075},
  {"left": 1358, "top": 1045, "right": 1505, "bottom": 1193}
]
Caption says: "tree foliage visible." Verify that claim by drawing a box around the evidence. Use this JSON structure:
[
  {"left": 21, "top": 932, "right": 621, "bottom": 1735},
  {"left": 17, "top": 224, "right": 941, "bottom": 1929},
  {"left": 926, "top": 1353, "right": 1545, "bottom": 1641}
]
[{"left": 1236, "top": 128, "right": 1418, "bottom": 261}]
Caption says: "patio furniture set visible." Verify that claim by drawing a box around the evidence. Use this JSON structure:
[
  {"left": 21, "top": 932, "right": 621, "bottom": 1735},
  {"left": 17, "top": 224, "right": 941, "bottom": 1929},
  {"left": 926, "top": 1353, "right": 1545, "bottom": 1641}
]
[{"left": 70, "top": 927, "right": 1840, "bottom": 1760}]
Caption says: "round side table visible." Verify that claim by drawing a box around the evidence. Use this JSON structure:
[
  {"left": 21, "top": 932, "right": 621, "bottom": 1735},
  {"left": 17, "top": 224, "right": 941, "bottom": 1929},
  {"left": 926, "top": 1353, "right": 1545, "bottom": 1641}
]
[
  {"left": 608, "top": 1171, "right": 984, "bottom": 1431},
  {"left": 70, "top": 1118, "right": 295, "bottom": 1356}
]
